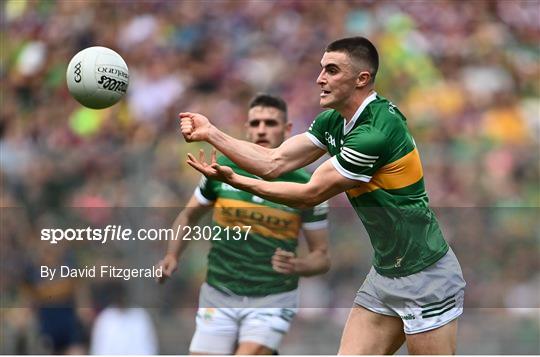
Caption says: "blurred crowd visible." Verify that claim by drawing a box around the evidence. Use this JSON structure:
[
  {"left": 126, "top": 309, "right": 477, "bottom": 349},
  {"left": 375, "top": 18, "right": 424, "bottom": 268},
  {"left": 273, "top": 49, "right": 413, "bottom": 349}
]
[{"left": 1, "top": 0, "right": 539, "bottom": 354}]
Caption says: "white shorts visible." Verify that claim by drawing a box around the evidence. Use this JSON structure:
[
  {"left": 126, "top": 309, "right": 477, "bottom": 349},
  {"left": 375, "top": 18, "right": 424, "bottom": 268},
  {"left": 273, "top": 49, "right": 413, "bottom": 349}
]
[
  {"left": 354, "top": 248, "right": 466, "bottom": 334},
  {"left": 189, "top": 283, "right": 299, "bottom": 354}
]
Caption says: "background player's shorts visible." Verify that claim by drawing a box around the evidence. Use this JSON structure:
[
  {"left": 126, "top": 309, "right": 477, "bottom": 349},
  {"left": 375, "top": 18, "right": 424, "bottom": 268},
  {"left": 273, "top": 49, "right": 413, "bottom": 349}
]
[
  {"left": 354, "top": 248, "right": 466, "bottom": 334},
  {"left": 189, "top": 283, "right": 299, "bottom": 354}
]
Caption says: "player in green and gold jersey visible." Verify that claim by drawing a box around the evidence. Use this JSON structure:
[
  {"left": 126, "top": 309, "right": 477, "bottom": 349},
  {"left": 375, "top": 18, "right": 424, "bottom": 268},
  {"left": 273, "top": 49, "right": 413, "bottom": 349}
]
[
  {"left": 180, "top": 37, "right": 466, "bottom": 354},
  {"left": 157, "top": 94, "right": 330, "bottom": 355}
]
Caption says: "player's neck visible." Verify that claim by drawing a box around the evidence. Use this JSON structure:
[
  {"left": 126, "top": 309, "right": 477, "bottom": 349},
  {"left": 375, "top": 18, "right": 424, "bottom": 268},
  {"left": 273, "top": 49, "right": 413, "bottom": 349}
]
[{"left": 340, "top": 89, "right": 375, "bottom": 123}]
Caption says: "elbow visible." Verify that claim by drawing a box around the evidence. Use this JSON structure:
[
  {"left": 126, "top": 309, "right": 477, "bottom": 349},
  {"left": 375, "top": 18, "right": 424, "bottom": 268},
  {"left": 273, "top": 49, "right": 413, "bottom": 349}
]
[
  {"left": 320, "top": 257, "right": 331, "bottom": 274},
  {"left": 293, "top": 200, "right": 317, "bottom": 210},
  {"left": 296, "top": 189, "right": 326, "bottom": 209},
  {"left": 321, "top": 250, "right": 331, "bottom": 274},
  {"left": 260, "top": 170, "right": 281, "bottom": 181},
  {"left": 295, "top": 202, "right": 315, "bottom": 210},
  {"left": 260, "top": 153, "right": 285, "bottom": 180},
  {"left": 310, "top": 249, "right": 331, "bottom": 276},
  {"left": 260, "top": 165, "right": 283, "bottom": 181}
]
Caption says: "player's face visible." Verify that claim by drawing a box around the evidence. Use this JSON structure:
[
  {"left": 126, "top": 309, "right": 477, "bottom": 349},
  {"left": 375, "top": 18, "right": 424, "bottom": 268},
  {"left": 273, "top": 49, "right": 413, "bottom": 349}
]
[
  {"left": 316, "top": 51, "right": 360, "bottom": 110},
  {"left": 245, "top": 106, "right": 291, "bottom": 148}
]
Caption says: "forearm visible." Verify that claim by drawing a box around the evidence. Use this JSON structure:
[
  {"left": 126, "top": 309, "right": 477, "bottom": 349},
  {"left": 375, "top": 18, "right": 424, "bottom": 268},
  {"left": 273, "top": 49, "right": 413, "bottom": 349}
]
[
  {"left": 166, "top": 200, "right": 209, "bottom": 259},
  {"left": 165, "top": 213, "right": 191, "bottom": 260},
  {"left": 294, "top": 249, "right": 330, "bottom": 276},
  {"left": 230, "top": 173, "right": 318, "bottom": 209},
  {"left": 207, "top": 126, "right": 278, "bottom": 178},
  {"left": 207, "top": 128, "right": 325, "bottom": 179}
]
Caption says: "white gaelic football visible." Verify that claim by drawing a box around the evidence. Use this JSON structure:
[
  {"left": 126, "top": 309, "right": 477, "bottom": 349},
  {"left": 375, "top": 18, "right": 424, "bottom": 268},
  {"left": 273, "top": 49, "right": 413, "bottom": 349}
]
[{"left": 66, "top": 46, "right": 129, "bottom": 109}]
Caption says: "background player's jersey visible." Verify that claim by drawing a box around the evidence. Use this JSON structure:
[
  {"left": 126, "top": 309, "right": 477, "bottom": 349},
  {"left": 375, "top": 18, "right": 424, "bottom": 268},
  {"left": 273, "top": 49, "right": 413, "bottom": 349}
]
[
  {"left": 307, "top": 92, "right": 448, "bottom": 277},
  {"left": 195, "top": 156, "right": 328, "bottom": 296}
]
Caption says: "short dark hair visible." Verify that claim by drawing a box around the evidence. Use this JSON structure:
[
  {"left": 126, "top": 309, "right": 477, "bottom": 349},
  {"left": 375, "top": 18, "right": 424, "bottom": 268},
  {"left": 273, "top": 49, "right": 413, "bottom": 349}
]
[
  {"left": 249, "top": 93, "right": 288, "bottom": 121},
  {"left": 326, "top": 37, "right": 379, "bottom": 83}
]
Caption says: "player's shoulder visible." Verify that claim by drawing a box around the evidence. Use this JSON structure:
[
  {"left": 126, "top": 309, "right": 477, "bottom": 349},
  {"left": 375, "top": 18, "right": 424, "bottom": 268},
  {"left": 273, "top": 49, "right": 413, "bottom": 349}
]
[
  {"left": 311, "top": 109, "right": 341, "bottom": 128},
  {"left": 356, "top": 95, "right": 408, "bottom": 135},
  {"left": 365, "top": 95, "right": 394, "bottom": 119},
  {"left": 367, "top": 95, "right": 407, "bottom": 125},
  {"left": 344, "top": 123, "right": 387, "bottom": 153},
  {"left": 370, "top": 94, "right": 391, "bottom": 109},
  {"left": 309, "top": 109, "right": 342, "bottom": 135}
]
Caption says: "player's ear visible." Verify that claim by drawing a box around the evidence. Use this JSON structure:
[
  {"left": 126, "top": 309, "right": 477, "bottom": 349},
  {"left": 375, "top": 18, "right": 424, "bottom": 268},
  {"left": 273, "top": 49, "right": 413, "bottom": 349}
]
[
  {"left": 244, "top": 121, "right": 251, "bottom": 139},
  {"left": 284, "top": 121, "right": 292, "bottom": 137},
  {"left": 356, "top": 71, "right": 371, "bottom": 88}
]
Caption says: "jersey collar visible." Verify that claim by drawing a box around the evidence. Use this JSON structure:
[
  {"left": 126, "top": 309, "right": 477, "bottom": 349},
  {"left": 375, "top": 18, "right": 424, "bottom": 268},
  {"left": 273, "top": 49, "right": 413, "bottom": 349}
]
[{"left": 343, "top": 91, "right": 377, "bottom": 135}]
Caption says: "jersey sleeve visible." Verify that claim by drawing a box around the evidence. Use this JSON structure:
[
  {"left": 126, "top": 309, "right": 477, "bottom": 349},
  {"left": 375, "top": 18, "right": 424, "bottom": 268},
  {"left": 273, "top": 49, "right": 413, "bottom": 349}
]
[
  {"left": 306, "top": 110, "right": 333, "bottom": 151},
  {"left": 194, "top": 175, "right": 217, "bottom": 205},
  {"left": 332, "top": 127, "right": 388, "bottom": 182},
  {"left": 301, "top": 200, "right": 329, "bottom": 230}
]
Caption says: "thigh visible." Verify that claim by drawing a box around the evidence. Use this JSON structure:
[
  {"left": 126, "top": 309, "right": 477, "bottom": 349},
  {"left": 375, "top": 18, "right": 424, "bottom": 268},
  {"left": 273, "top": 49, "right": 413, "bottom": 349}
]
[
  {"left": 238, "top": 308, "right": 297, "bottom": 353},
  {"left": 338, "top": 305, "right": 405, "bottom": 355},
  {"left": 406, "top": 318, "right": 458, "bottom": 355},
  {"left": 389, "top": 249, "right": 466, "bottom": 335},
  {"left": 235, "top": 342, "right": 274, "bottom": 355},
  {"left": 189, "top": 308, "right": 239, "bottom": 354}
]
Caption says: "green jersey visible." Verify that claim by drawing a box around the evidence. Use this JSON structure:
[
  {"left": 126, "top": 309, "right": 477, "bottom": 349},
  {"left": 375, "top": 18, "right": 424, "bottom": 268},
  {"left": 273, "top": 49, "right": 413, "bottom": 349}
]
[
  {"left": 196, "top": 156, "right": 328, "bottom": 296},
  {"left": 307, "top": 92, "right": 448, "bottom": 277}
]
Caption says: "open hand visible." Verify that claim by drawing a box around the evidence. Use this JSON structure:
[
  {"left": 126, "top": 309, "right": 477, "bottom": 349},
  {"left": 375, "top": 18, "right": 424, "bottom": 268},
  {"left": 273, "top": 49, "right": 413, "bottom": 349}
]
[
  {"left": 179, "top": 112, "right": 212, "bottom": 142},
  {"left": 186, "top": 148, "right": 235, "bottom": 182}
]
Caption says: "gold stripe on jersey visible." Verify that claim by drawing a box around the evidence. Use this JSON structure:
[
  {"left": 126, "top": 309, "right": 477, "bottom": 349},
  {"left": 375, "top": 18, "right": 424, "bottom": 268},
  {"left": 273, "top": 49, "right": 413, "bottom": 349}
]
[
  {"left": 213, "top": 198, "right": 301, "bottom": 240},
  {"left": 347, "top": 148, "right": 424, "bottom": 198}
]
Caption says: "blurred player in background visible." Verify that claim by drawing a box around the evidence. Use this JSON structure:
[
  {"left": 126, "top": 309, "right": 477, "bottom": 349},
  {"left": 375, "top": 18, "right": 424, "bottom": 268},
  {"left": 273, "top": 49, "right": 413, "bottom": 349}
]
[
  {"left": 22, "top": 245, "right": 86, "bottom": 354},
  {"left": 90, "top": 282, "right": 158, "bottom": 355},
  {"left": 181, "top": 37, "right": 466, "bottom": 355},
  {"left": 157, "top": 94, "right": 330, "bottom": 355}
]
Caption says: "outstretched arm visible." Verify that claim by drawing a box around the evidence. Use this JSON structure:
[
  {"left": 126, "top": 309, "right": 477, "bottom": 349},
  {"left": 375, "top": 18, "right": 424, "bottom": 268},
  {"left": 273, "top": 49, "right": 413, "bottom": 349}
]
[
  {"left": 186, "top": 149, "right": 359, "bottom": 209},
  {"left": 180, "top": 112, "right": 325, "bottom": 179}
]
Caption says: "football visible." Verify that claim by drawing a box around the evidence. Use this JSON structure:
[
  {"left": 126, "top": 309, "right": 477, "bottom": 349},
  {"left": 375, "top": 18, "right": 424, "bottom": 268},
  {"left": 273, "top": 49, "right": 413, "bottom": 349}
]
[{"left": 66, "top": 46, "right": 129, "bottom": 109}]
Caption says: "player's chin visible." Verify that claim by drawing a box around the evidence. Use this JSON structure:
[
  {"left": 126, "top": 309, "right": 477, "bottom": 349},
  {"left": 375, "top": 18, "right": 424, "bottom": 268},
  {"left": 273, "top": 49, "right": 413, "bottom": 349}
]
[{"left": 319, "top": 97, "right": 332, "bottom": 108}]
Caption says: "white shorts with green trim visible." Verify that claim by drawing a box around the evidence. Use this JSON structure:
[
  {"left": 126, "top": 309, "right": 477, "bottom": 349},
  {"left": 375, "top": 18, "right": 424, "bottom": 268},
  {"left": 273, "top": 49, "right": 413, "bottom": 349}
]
[
  {"left": 189, "top": 283, "right": 298, "bottom": 354},
  {"left": 354, "top": 248, "right": 466, "bottom": 334}
]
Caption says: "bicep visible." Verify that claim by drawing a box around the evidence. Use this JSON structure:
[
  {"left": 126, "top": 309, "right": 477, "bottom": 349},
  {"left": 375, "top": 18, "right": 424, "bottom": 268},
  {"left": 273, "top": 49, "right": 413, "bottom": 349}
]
[
  {"left": 305, "top": 159, "right": 361, "bottom": 205},
  {"left": 302, "top": 228, "right": 329, "bottom": 252},
  {"left": 272, "top": 134, "right": 326, "bottom": 176}
]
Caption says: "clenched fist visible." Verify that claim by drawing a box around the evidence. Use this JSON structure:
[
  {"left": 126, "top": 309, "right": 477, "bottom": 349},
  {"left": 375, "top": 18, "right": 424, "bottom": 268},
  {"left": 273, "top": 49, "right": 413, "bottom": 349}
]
[
  {"left": 272, "top": 248, "right": 298, "bottom": 275},
  {"left": 179, "top": 112, "right": 212, "bottom": 142},
  {"left": 155, "top": 253, "right": 178, "bottom": 284}
]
